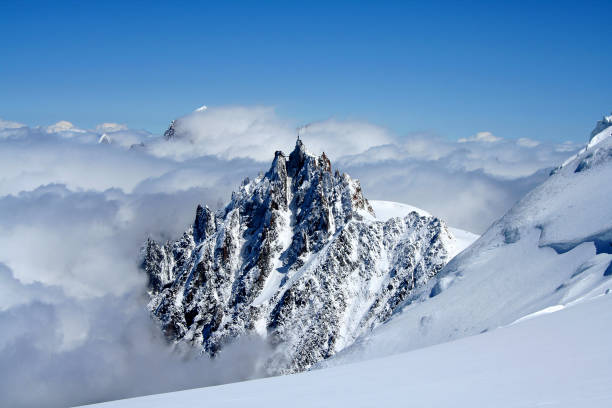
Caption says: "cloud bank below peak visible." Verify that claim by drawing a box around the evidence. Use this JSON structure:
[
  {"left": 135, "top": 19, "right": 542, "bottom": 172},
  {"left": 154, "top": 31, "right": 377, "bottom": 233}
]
[{"left": 0, "top": 105, "right": 588, "bottom": 406}]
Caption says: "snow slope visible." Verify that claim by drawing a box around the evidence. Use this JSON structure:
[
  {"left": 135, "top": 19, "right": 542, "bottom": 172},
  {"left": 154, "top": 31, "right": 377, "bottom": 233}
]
[
  {"left": 368, "top": 199, "right": 431, "bottom": 218},
  {"left": 369, "top": 200, "right": 479, "bottom": 258},
  {"left": 84, "top": 292, "right": 612, "bottom": 408},
  {"left": 326, "top": 120, "right": 612, "bottom": 365}
]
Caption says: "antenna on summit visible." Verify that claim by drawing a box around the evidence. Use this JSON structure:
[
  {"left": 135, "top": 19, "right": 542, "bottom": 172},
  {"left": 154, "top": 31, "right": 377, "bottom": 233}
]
[{"left": 297, "top": 124, "right": 308, "bottom": 141}]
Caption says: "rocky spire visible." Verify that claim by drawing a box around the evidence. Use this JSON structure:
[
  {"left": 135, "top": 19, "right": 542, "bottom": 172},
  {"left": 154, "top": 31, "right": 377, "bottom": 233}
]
[
  {"left": 193, "top": 204, "right": 215, "bottom": 243},
  {"left": 143, "top": 140, "right": 454, "bottom": 373},
  {"left": 287, "top": 139, "right": 307, "bottom": 177},
  {"left": 163, "top": 120, "right": 176, "bottom": 140}
]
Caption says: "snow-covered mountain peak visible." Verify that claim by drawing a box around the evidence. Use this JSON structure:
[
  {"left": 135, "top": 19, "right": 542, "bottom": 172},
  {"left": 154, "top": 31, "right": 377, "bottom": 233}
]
[
  {"left": 228, "top": 139, "right": 374, "bottom": 232},
  {"left": 590, "top": 112, "right": 612, "bottom": 141},
  {"left": 98, "top": 133, "right": 111, "bottom": 144},
  {"left": 587, "top": 114, "right": 612, "bottom": 150},
  {"left": 143, "top": 140, "right": 464, "bottom": 372},
  {"left": 552, "top": 112, "right": 612, "bottom": 173}
]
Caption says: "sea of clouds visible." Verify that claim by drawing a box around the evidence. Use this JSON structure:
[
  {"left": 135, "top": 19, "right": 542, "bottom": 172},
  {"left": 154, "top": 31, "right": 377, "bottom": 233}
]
[{"left": 0, "top": 106, "right": 582, "bottom": 407}]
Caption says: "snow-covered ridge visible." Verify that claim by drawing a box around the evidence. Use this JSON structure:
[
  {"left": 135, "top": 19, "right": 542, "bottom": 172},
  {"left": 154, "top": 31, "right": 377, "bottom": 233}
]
[
  {"left": 369, "top": 200, "right": 479, "bottom": 258},
  {"left": 556, "top": 113, "right": 612, "bottom": 172},
  {"left": 143, "top": 140, "right": 465, "bottom": 372},
  {"left": 368, "top": 200, "right": 431, "bottom": 219},
  {"left": 326, "top": 113, "right": 612, "bottom": 366},
  {"left": 590, "top": 112, "right": 612, "bottom": 140}
]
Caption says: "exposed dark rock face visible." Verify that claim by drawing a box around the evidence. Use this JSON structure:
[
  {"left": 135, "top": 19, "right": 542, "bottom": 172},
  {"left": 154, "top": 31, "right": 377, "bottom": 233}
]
[
  {"left": 143, "top": 140, "right": 455, "bottom": 373},
  {"left": 163, "top": 120, "right": 176, "bottom": 140}
]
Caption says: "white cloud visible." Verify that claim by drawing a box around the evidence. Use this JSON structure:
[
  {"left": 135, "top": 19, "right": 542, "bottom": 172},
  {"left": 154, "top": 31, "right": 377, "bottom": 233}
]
[
  {"left": 0, "top": 118, "right": 26, "bottom": 130},
  {"left": 0, "top": 121, "right": 153, "bottom": 147},
  {"left": 96, "top": 122, "right": 129, "bottom": 133},
  {"left": 98, "top": 129, "right": 153, "bottom": 147},
  {"left": 0, "top": 131, "right": 172, "bottom": 195},
  {"left": 517, "top": 137, "right": 540, "bottom": 147},
  {"left": 0, "top": 282, "right": 271, "bottom": 407},
  {"left": 340, "top": 133, "right": 578, "bottom": 178},
  {"left": 0, "top": 110, "right": 581, "bottom": 234},
  {"left": 46, "top": 120, "right": 86, "bottom": 134},
  {"left": 148, "top": 106, "right": 395, "bottom": 162},
  {"left": 0, "top": 107, "right": 585, "bottom": 406},
  {"left": 336, "top": 132, "right": 579, "bottom": 232},
  {"left": 555, "top": 140, "right": 580, "bottom": 152},
  {"left": 299, "top": 119, "right": 394, "bottom": 160},
  {"left": 148, "top": 106, "right": 294, "bottom": 161},
  {"left": 458, "top": 131, "right": 502, "bottom": 143},
  {"left": 0, "top": 119, "right": 30, "bottom": 140},
  {"left": 0, "top": 183, "right": 274, "bottom": 407},
  {"left": 0, "top": 263, "right": 63, "bottom": 311}
]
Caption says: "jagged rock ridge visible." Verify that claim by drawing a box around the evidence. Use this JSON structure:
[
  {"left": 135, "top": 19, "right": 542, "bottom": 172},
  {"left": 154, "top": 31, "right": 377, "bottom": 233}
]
[{"left": 143, "top": 140, "right": 457, "bottom": 372}]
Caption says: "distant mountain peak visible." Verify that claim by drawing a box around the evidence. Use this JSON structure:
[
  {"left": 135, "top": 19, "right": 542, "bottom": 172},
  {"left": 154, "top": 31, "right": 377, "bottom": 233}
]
[
  {"left": 97, "top": 133, "right": 111, "bottom": 144},
  {"left": 551, "top": 112, "right": 612, "bottom": 175},
  {"left": 590, "top": 112, "right": 612, "bottom": 141},
  {"left": 163, "top": 120, "right": 176, "bottom": 140}
]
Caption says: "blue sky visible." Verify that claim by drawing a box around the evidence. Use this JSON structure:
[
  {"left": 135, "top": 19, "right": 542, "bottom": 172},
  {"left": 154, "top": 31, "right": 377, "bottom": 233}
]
[{"left": 1, "top": 0, "right": 610, "bottom": 142}]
